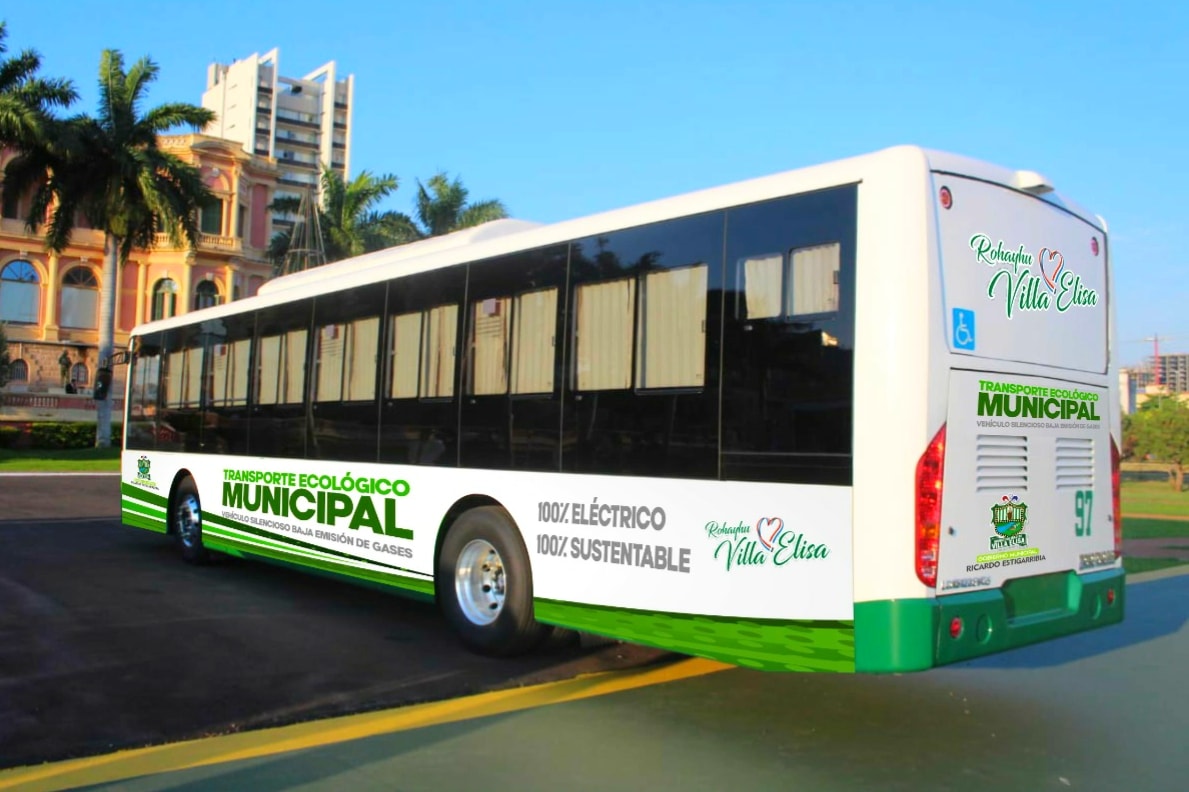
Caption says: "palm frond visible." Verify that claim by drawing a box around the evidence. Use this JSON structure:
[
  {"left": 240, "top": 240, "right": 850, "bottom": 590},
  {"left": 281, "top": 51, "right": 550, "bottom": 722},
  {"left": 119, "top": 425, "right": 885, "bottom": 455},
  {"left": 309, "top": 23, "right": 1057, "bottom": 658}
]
[
  {"left": 141, "top": 103, "right": 215, "bottom": 134},
  {"left": 456, "top": 199, "right": 509, "bottom": 230}
]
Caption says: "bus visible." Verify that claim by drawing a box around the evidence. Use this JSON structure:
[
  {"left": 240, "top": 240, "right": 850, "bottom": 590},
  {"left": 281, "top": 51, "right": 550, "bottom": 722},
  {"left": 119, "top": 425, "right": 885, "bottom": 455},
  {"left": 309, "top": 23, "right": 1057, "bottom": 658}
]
[{"left": 120, "top": 145, "right": 1123, "bottom": 673}]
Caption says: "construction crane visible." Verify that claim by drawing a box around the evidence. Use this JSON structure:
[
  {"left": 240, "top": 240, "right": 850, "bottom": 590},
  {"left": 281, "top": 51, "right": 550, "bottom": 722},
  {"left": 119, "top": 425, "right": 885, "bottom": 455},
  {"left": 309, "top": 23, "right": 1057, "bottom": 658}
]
[{"left": 1126, "top": 334, "right": 1185, "bottom": 388}]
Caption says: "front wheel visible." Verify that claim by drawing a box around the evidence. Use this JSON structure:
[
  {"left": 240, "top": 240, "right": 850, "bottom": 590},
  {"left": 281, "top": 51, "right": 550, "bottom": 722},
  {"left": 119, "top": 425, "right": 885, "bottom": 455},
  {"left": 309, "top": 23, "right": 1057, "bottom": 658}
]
[
  {"left": 437, "top": 506, "right": 549, "bottom": 656},
  {"left": 172, "top": 476, "right": 209, "bottom": 565}
]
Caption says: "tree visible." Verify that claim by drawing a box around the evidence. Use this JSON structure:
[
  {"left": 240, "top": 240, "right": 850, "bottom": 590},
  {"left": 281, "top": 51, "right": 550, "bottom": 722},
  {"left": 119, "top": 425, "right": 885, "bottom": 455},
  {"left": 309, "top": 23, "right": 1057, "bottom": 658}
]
[
  {"left": 397, "top": 171, "right": 508, "bottom": 240},
  {"left": 268, "top": 167, "right": 413, "bottom": 272},
  {"left": 1128, "top": 397, "right": 1189, "bottom": 491},
  {"left": 3, "top": 50, "right": 214, "bottom": 447},
  {"left": 0, "top": 21, "right": 76, "bottom": 149}
]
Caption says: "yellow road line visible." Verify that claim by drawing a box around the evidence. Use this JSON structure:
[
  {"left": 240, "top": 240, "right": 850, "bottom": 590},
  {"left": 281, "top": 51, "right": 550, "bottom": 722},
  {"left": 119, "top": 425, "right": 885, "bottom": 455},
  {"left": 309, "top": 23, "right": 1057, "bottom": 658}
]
[{"left": 0, "top": 657, "right": 731, "bottom": 792}]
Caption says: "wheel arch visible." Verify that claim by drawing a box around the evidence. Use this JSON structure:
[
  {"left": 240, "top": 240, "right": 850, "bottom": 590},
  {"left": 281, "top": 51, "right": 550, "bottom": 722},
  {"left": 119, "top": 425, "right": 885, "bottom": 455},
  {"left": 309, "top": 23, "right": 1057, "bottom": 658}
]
[
  {"left": 434, "top": 494, "right": 505, "bottom": 588},
  {"left": 165, "top": 468, "right": 197, "bottom": 536}
]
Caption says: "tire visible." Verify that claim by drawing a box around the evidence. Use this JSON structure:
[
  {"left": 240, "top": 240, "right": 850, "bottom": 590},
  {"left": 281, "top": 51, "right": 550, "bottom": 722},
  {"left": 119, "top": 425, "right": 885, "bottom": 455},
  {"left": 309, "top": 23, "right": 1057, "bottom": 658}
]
[
  {"left": 437, "top": 506, "right": 550, "bottom": 656},
  {"left": 172, "top": 476, "right": 210, "bottom": 565}
]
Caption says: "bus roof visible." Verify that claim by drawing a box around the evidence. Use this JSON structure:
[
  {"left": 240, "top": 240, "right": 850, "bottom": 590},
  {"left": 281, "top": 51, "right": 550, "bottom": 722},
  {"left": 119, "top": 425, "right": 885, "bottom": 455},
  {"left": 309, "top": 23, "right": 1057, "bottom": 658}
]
[{"left": 131, "top": 145, "right": 1102, "bottom": 336}]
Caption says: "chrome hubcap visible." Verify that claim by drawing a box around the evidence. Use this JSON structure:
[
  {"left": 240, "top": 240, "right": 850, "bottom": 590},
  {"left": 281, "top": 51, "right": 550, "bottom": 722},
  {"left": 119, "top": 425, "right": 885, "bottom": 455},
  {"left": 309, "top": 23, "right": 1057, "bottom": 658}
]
[
  {"left": 175, "top": 494, "right": 201, "bottom": 548},
  {"left": 454, "top": 539, "right": 505, "bottom": 626}
]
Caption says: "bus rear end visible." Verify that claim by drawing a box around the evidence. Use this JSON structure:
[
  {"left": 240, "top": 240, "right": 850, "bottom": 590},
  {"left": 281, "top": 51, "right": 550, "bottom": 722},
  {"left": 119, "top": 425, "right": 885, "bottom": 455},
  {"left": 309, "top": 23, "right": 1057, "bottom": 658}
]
[
  {"left": 927, "top": 169, "right": 1122, "bottom": 665},
  {"left": 857, "top": 156, "right": 1122, "bottom": 672}
]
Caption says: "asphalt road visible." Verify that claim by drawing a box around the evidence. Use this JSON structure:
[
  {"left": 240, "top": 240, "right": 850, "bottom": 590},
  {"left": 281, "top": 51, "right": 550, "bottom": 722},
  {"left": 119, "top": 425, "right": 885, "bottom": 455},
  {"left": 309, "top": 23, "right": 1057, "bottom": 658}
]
[
  {"left": 0, "top": 474, "right": 665, "bottom": 769},
  {"left": 3, "top": 474, "right": 1187, "bottom": 792}
]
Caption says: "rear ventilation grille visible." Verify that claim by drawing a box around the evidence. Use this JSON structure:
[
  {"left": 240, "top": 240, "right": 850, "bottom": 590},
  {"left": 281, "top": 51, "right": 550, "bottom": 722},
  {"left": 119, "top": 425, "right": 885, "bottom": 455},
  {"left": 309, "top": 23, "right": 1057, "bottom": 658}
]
[
  {"left": 975, "top": 434, "right": 1028, "bottom": 492},
  {"left": 1056, "top": 436, "right": 1094, "bottom": 489}
]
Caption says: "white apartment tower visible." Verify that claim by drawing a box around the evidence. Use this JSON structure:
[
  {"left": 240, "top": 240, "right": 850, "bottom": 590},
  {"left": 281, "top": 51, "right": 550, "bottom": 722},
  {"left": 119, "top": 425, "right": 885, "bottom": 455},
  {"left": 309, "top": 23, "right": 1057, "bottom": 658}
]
[{"left": 203, "top": 49, "right": 353, "bottom": 227}]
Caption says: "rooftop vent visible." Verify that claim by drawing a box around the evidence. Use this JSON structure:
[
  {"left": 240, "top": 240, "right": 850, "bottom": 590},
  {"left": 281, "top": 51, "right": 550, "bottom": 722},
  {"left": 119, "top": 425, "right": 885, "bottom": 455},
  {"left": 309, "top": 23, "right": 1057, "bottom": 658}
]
[{"left": 1013, "top": 170, "right": 1054, "bottom": 195}]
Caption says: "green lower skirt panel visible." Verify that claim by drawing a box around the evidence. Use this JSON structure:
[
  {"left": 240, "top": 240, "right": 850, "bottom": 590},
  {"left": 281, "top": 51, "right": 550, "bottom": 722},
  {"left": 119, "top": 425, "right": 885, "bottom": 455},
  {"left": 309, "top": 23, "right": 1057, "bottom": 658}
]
[
  {"left": 854, "top": 568, "right": 1126, "bottom": 672},
  {"left": 534, "top": 599, "right": 855, "bottom": 672},
  {"left": 121, "top": 483, "right": 168, "bottom": 533}
]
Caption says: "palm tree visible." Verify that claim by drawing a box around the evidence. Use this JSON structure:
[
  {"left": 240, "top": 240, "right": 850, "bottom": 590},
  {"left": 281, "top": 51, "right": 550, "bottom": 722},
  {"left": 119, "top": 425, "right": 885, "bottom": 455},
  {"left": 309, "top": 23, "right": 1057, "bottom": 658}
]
[
  {"left": 0, "top": 21, "right": 76, "bottom": 149},
  {"left": 269, "top": 167, "right": 413, "bottom": 272},
  {"left": 399, "top": 171, "right": 508, "bottom": 239},
  {"left": 3, "top": 50, "right": 214, "bottom": 447}
]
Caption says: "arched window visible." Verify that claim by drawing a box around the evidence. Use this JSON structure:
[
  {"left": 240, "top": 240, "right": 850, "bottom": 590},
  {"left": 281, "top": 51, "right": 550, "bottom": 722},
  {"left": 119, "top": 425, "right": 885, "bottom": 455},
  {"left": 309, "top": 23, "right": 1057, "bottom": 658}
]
[
  {"left": 194, "top": 280, "right": 221, "bottom": 310},
  {"left": 71, "top": 362, "right": 89, "bottom": 386},
  {"left": 8, "top": 359, "right": 29, "bottom": 382},
  {"left": 0, "top": 260, "right": 41, "bottom": 324},
  {"left": 152, "top": 278, "right": 178, "bottom": 321},
  {"left": 60, "top": 267, "right": 99, "bottom": 329}
]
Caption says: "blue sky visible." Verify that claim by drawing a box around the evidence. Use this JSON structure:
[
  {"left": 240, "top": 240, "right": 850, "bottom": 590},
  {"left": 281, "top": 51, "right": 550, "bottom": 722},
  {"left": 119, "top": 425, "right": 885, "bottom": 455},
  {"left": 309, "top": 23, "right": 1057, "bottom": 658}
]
[{"left": 4, "top": 0, "right": 1186, "bottom": 366}]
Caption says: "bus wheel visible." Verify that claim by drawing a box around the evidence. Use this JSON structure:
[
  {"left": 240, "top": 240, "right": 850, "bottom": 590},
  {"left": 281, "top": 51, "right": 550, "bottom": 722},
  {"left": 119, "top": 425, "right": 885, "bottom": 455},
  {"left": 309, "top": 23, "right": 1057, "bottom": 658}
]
[
  {"left": 437, "top": 506, "right": 549, "bottom": 656},
  {"left": 172, "top": 476, "right": 209, "bottom": 565}
]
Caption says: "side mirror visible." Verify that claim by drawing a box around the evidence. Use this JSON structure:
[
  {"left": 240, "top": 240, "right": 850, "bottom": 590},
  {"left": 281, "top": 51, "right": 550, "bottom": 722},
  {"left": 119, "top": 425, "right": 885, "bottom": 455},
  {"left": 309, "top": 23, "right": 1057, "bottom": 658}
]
[{"left": 94, "top": 367, "right": 113, "bottom": 401}]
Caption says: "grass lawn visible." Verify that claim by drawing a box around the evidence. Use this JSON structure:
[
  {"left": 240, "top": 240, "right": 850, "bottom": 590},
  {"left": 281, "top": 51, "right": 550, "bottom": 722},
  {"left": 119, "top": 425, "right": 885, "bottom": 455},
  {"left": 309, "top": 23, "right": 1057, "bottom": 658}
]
[
  {"left": 1123, "top": 556, "right": 1186, "bottom": 575},
  {"left": 1120, "top": 482, "right": 1189, "bottom": 574},
  {"left": 1120, "top": 480, "right": 1189, "bottom": 517},
  {"left": 0, "top": 447, "right": 121, "bottom": 472},
  {"left": 1123, "top": 517, "right": 1189, "bottom": 540}
]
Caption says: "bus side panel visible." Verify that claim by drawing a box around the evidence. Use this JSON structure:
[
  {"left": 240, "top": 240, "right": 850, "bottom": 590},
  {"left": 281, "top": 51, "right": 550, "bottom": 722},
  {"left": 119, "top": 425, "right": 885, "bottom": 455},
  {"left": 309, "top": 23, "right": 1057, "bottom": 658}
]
[{"left": 121, "top": 451, "right": 858, "bottom": 671}]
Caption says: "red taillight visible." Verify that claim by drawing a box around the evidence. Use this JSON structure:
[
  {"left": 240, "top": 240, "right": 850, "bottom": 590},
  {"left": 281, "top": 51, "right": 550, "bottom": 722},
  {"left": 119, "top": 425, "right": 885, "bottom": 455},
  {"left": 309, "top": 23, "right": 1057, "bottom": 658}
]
[
  {"left": 916, "top": 424, "right": 947, "bottom": 588},
  {"left": 1111, "top": 437, "right": 1122, "bottom": 559},
  {"left": 939, "top": 186, "right": 953, "bottom": 209},
  {"left": 949, "top": 617, "right": 964, "bottom": 639}
]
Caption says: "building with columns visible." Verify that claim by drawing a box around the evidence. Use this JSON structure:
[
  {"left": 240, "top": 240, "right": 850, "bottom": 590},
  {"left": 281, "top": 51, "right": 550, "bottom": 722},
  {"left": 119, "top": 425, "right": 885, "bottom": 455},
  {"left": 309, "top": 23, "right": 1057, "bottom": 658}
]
[{"left": 0, "top": 134, "right": 281, "bottom": 406}]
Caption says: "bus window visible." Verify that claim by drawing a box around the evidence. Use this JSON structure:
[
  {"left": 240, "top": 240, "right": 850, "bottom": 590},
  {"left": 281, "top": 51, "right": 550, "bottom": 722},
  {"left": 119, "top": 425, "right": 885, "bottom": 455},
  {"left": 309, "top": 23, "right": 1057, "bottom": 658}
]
[
  {"left": 389, "top": 305, "right": 458, "bottom": 399},
  {"left": 740, "top": 253, "right": 783, "bottom": 320},
  {"left": 636, "top": 264, "right": 707, "bottom": 389},
  {"left": 574, "top": 278, "right": 635, "bottom": 391},
  {"left": 125, "top": 335, "right": 163, "bottom": 450},
  {"left": 511, "top": 288, "right": 557, "bottom": 395},
  {"left": 789, "top": 242, "right": 841, "bottom": 316},
  {"left": 469, "top": 297, "right": 511, "bottom": 396}
]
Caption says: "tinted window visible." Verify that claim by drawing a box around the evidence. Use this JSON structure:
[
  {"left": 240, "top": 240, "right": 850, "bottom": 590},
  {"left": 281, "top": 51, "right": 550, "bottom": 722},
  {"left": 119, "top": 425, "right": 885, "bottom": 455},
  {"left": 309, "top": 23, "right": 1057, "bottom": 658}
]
[
  {"left": 562, "top": 212, "right": 723, "bottom": 478},
  {"left": 204, "top": 313, "right": 255, "bottom": 455},
  {"left": 310, "top": 284, "right": 385, "bottom": 461},
  {"left": 380, "top": 268, "right": 466, "bottom": 466},
  {"left": 125, "top": 333, "right": 164, "bottom": 450},
  {"left": 722, "top": 186, "right": 857, "bottom": 485},
  {"left": 251, "top": 300, "right": 312, "bottom": 458},
  {"left": 460, "top": 245, "right": 568, "bottom": 471}
]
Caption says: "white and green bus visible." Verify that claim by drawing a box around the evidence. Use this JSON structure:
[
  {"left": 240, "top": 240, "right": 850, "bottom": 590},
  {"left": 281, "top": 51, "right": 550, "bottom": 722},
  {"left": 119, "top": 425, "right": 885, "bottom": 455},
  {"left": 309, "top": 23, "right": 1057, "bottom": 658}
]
[{"left": 120, "top": 145, "right": 1123, "bottom": 673}]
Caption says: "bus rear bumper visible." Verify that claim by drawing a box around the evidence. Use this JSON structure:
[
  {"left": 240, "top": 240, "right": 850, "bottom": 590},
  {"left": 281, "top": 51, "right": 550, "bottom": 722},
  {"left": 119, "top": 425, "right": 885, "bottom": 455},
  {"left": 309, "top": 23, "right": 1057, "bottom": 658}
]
[{"left": 854, "top": 567, "right": 1125, "bottom": 673}]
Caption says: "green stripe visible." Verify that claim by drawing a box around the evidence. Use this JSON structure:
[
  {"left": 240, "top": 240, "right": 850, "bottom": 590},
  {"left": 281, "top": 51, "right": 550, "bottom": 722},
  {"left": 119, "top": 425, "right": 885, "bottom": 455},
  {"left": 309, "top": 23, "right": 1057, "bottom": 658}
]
[
  {"left": 121, "top": 482, "right": 168, "bottom": 507},
  {"left": 203, "top": 509, "right": 416, "bottom": 576},
  {"left": 123, "top": 510, "right": 167, "bottom": 534},
  {"left": 121, "top": 498, "right": 166, "bottom": 520},
  {"left": 534, "top": 599, "right": 855, "bottom": 672},
  {"left": 206, "top": 532, "right": 434, "bottom": 599},
  {"left": 204, "top": 524, "right": 317, "bottom": 558}
]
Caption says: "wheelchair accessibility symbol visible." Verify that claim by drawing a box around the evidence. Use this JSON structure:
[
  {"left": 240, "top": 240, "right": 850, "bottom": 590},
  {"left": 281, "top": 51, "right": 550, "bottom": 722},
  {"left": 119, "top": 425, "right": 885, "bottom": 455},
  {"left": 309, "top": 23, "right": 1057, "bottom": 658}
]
[{"left": 953, "top": 308, "right": 976, "bottom": 350}]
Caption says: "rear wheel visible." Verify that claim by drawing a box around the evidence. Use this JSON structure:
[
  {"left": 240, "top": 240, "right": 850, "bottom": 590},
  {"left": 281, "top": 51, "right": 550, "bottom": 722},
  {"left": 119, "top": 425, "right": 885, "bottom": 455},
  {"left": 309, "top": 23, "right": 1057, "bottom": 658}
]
[
  {"left": 172, "top": 476, "right": 209, "bottom": 565},
  {"left": 437, "top": 506, "right": 549, "bottom": 655}
]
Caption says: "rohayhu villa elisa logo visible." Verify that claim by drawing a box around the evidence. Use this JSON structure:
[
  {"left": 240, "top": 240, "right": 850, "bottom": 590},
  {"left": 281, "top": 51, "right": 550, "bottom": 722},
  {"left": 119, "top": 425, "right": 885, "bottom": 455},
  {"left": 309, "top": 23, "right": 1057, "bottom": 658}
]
[
  {"left": 707, "top": 516, "right": 831, "bottom": 571},
  {"left": 968, "top": 233, "right": 1098, "bottom": 319}
]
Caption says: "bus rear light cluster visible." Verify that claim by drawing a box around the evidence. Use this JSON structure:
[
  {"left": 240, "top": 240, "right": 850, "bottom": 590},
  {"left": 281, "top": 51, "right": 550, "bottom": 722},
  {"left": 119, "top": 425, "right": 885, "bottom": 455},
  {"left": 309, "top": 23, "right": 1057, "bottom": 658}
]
[
  {"left": 1111, "top": 437, "right": 1122, "bottom": 559},
  {"left": 915, "top": 424, "right": 947, "bottom": 588},
  {"left": 949, "top": 617, "right": 964, "bottom": 639}
]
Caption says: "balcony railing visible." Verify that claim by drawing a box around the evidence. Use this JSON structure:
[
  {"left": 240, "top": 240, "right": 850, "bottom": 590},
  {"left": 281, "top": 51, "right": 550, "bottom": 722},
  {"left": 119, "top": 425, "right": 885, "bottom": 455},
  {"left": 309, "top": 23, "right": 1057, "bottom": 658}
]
[
  {"left": 1, "top": 392, "right": 125, "bottom": 413},
  {"left": 1, "top": 217, "right": 106, "bottom": 247},
  {"left": 153, "top": 232, "right": 243, "bottom": 253}
]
